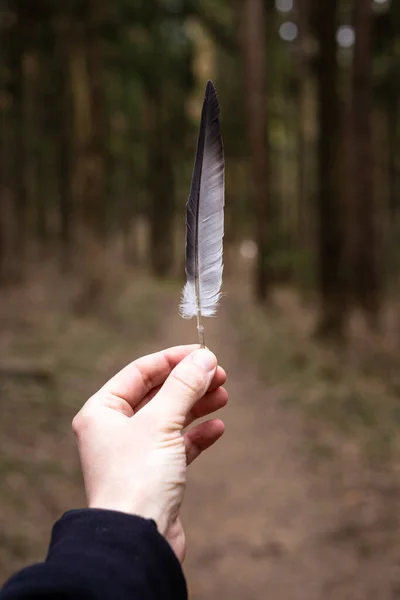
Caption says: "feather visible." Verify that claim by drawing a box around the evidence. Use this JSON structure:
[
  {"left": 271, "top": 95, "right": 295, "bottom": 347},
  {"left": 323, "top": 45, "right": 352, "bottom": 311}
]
[{"left": 179, "top": 80, "right": 225, "bottom": 346}]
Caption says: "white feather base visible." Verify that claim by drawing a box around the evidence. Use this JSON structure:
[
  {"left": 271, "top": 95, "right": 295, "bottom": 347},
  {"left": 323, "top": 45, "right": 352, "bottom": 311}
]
[{"left": 179, "top": 281, "right": 219, "bottom": 319}]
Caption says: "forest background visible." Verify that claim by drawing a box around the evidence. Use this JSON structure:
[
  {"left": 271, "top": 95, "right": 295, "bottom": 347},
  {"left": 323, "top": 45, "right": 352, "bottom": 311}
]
[{"left": 1, "top": 1, "right": 400, "bottom": 598}]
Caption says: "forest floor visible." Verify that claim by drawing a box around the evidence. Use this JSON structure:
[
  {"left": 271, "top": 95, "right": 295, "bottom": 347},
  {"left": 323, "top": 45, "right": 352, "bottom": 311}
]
[{"left": 1, "top": 263, "right": 400, "bottom": 598}]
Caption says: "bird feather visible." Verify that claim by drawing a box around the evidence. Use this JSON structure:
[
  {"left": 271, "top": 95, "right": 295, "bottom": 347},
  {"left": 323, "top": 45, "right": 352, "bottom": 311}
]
[{"left": 179, "top": 81, "right": 225, "bottom": 345}]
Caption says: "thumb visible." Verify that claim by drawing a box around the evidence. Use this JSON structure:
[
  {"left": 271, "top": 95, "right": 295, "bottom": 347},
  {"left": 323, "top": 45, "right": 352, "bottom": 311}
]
[{"left": 151, "top": 349, "right": 217, "bottom": 418}]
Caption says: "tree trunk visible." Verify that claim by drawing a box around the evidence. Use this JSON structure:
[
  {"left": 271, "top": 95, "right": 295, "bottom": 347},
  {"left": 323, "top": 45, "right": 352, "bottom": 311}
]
[
  {"left": 352, "top": 0, "right": 380, "bottom": 320},
  {"left": 146, "top": 87, "right": 175, "bottom": 278},
  {"left": 84, "top": 0, "right": 106, "bottom": 240},
  {"left": 0, "top": 23, "right": 9, "bottom": 281},
  {"left": 296, "top": 0, "right": 311, "bottom": 248},
  {"left": 22, "top": 52, "right": 42, "bottom": 250},
  {"left": 145, "top": 4, "right": 175, "bottom": 279},
  {"left": 387, "top": 100, "right": 399, "bottom": 218},
  {"left": 54, "top": 16, "right": 74, "bottom": 271},
  {"left": 12, "top": 24, "right": 28, "bottom": 276},
  {"left": 69, "top": 8, "right": 105, "bottom": 312},
  {"left": 241, "top": 0, "right": 270, "bottom": 302},
  {"left": 115, "top": 77, "right": 138, "bottom": 265},
  {"left": 314, "top": 0, "right": 346, "bottom": 338},
  {"left": 386, "top": 100, "right": 400, "bottom": 279},
  {"left": 0, "top": 8, "right": 16, "bottom": 282},
  {"left": 0, "top": 105, "right": 5, "bottom": 279}
]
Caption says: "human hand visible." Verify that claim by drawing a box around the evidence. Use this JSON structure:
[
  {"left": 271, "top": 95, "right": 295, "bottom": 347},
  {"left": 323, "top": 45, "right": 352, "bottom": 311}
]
[{"left": 72, "top": 345, "right": 228, "bottom": 562}]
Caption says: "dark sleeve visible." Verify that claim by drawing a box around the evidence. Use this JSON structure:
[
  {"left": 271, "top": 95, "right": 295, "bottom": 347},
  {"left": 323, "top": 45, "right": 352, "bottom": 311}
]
[{"left": 0, "top": 509, "right": 187, "bottom": 600}]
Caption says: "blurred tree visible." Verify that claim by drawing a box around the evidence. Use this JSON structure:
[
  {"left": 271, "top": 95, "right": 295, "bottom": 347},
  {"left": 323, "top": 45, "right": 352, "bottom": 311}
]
[
  {"left": 53, "top": 14, "right": 74, "bottom": 271},
  {"left": 296, "top": 0, "right": 312, "bottom": 248},
  {"left": 11, "top": 6, "right": 29, "bottom": 276},
  {"left": 143, "top": 0, "right": 194, "bottom": 277},
  {"left": 69, "top": 0, "right": 108, "bottom": 311},
  {"left": 1, "top": 0, "right": 400, "bottom": 343},
  {"left": 241, "top": 0, "right": 270, "bottom": 302},
  {"left": 314, "top": 0, "right": 347, "bottom": 338},
  {"left": 374, "top": 0, "right": 400, "bottom": 284},
  {"left": 351, "top": 0, "right": 380, "bottom": 321},
  {"left": 0, "top": 4, "right": 11, "bottom": 280}
]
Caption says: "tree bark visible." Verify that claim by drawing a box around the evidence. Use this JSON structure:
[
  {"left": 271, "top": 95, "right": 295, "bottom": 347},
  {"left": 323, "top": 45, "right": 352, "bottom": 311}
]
[
  {"left": 145, "top": 5, "right": 175, "bottom": 279},
  {"left": 386, "top": 100, "right": 400, "bottom": 277},
  {"left": 296, "top": 0, "right": 311, "bottom": 248},
  {"left": 22, "top": 51, "right": 42, "bottom": 249},
  {"left": 0, "top": 7, "right": 16, "bottom": 281},
  {"left": 69, "top": 6, "right": 106, "bottom": 312},
  {"left": 315, "top": 0, "right": 347, "bottom": 338},
  {"left": 84, "top": 0, "right": 106, "bottom": 238},
  {"left": 53, "top": 15, "right": 74, "bottom": 271},
  {"left": 12, "top": 20, "right": 28, "bottom": 275},
  {"left": 241, "top": 0, "right": 270, "bottom": 302},
  {"left": 387, "top": 100, "right": 399, "bottom": 218},
  {"left": 352, "top": 0, "right": 380, "bottom": 320},
  {"left": 0, "top": 20, "right": 9, "bottom": 280},
  {"left": 0, "top": 106, "right": 5, "bottom": 279},
  {"left": 146, "top": 86, "right": 175, "bottom": 278}
]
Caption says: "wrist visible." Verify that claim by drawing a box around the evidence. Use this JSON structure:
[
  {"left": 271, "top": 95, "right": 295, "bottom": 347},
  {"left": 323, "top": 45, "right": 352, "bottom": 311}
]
[{"left": 88, "top": 496, "right": 169, "bottom": 537}]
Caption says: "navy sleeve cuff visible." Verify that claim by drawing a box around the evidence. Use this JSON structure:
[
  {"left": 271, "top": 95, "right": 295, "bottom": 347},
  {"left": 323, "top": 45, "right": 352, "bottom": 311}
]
[
  {"left": 48, "top": 509, "right": 187, "bottom": 599},
  {"left": 1, "top": 509, "right": 187, "bottom": 600}
]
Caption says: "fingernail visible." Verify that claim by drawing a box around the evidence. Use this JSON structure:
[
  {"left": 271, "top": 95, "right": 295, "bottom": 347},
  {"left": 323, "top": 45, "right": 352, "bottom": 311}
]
[{"left": 190, "top": 349, "right": 217, "bottom": 372}]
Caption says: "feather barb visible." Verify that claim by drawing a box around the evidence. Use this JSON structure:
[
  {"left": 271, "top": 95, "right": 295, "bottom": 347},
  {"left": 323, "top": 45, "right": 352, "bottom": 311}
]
[{"left": 179, "top": 81, "right": 225, "bottom": 346}]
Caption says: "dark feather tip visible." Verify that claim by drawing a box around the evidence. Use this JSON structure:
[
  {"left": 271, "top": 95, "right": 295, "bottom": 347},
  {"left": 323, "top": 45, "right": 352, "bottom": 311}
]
[{"left": 205, "top": 80, "right": 217, "bottom": 98}]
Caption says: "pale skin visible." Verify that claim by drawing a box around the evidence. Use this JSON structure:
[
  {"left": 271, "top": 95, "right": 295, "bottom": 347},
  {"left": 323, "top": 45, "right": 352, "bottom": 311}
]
[{"left": 72, "top": 345, "right": 228, "bottom": 563}]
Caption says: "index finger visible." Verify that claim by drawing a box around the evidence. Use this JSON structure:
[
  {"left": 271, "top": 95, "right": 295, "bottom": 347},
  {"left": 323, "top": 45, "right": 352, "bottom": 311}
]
[{"left": 100, "top": 345, "right": 201, "bottom": 408}]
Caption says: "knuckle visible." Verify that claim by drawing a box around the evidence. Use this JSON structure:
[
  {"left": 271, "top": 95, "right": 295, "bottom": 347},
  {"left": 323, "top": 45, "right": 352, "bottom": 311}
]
[
  {"left": 171, "top": 365, "right": 205, "bottom": 396},
  {"left": 71, "top": 409, "right": 93, "bottom": 436}
]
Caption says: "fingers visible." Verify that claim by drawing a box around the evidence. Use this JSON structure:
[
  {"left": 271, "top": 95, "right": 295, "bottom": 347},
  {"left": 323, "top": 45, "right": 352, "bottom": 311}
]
[
  {"left": 207, "top": 367, "right": 226, "bottom": 393},
  {"left": 135, "top": 365, "right": 226, "bottom": 413},
  {"left": 139, "top": 384, "right": 227, "bottom": 428},
  {"left": 184, "top": 386, "right": 228, "bottom": 428},
  {"left": 184, "top": 419, "right": 225, "bottom": 465},
  {"left": 99, "top": 345, "right": 201, "bottom": 409},
  {"left": 151, "top": 349, "right": 218, "bottom": 417}
]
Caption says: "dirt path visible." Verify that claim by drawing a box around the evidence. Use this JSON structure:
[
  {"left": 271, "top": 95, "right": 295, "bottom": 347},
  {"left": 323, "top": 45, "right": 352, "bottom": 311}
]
[
  {"left": 167, "top": 308, "right": 323, "bottom": 598},
  {"left": 165, "top": 302, "right": 398, "bottom": 600},
  {"left": 0, "top": 275, "right": 398, "bottom": 597}
]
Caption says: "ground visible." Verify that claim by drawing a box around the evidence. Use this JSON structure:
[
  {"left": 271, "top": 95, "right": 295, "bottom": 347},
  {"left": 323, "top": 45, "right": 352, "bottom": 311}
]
[{"left": 0, "top": 265, "right": 400, "bottom": 598}]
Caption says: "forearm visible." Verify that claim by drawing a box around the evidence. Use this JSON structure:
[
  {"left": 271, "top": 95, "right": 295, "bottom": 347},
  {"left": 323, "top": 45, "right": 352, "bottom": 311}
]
[{"left": 0, "top": 509, "right": 187, "bottom": 600}]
